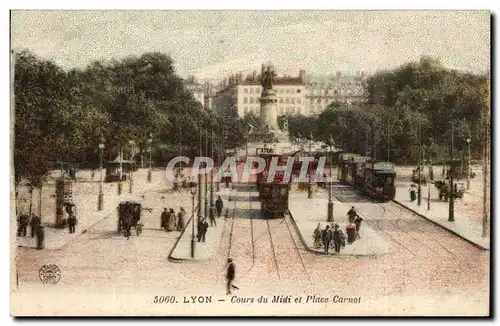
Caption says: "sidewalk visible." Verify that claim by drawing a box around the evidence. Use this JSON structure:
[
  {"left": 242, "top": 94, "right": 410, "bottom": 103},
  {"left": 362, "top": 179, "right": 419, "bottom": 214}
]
[
  {"left": 169, "top": 188, "right": 232, "bottom": 261},
  {"left": 288, "top": 190, "right": 394, "bottom": 256},
  {"left": 15, "top": 169, "right": 168, "bottom": 250},
  {"left": 394, "top": 183, "right": 490, "bottom": 250}
]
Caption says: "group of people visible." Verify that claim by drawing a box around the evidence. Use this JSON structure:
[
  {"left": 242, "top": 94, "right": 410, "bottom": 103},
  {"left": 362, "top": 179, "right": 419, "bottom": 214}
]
[
  {"left": 160, "top": 207, "right": 186, "bottom": 232},
  {"left": 17, "top": 213, "right": 41, "bottom": 238},
  {"left": 16, "top": 212, "right": 46, "bottom": 249},
  {"left": 312, "top": 206, "right": 363, "bottom": 255}
]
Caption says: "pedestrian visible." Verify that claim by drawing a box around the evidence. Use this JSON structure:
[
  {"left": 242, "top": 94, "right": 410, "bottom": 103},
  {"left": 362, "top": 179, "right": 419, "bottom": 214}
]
[
  {"left": 321, "top": 225, "right": 332, "bottom": 255},
  {"left": 332, "top": 224, "right": 343, "bottom": 254},
  {"left": 347, "top": 206, "right": 357, "bottom": 223},
  {"left": 17, "top": 214, "right": 27, "bottom": 237},
  {"left": 167, "top": 208, "right": 176, "bottom": 231},
  {"left": 36, "top": 225, "right": 45, "bottom": 250},
  {"left": 67, "top": 213, "right": 77, "bottom": 234},
  {"left": 198, "top": 218, "right": 209, "bottom": 242},
  {"left": 226, "top": 258, "right": 238, "bottom": 295},
  {"left": 215, "top": 196, "right": 224, "bottom": 217},
  {"left": 209, "top": 204, "right": 217, "bottom": 226},
  {"left": 91, "top": 169, "right": 95, "bottom": 181},
  {"left": 176, "top": 207, "right": 186, "bottom": 231},
  {"left": 30, "top": 213, "right": 40, "bottom": 238},
  {"left": 409, "top": 184, "right": 417, "bottom": 202},
  {"left": 346, "top": 223, "right": 356, "bottom": 244},
  {"left": 313, "top": 223, "right": 322, "bottom": 249},
  {"left": 225, "top": 176, "right": 230, "bottom": 188},
  {"left": 160, "top": 208, "right": 168, "bottom": 231},
  {"left": 224, "top": 209, "right": 229, "bottom": 220},
  {"left": 354, "top": 215, "right": 363, "bottom": 239}
]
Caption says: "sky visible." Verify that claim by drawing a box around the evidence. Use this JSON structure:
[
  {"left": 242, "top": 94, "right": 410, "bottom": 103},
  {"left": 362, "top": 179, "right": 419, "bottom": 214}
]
[{"left": 11, "top": 10, "right": 490, "bottom": 81}]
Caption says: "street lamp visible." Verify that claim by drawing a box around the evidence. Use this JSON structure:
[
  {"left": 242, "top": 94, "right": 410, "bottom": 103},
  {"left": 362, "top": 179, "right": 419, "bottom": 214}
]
[
  {"left": 210, "top": 123, "right": 215, "bottom": 207},
  {"left": 427, "top": 137, "right": 433, "bottom": 211},
  {"left": 147, "top": 133, "right": 153, "bottom": 183},
  {"left": 308, "top": 133, "right": 313, "bottom": 199},
  {"left": 204, "top": 128, "right": 209, "bottom": 218},
  {"left": 466, "top": 137, "right": 471, "bottom": 190},
  {"left": 327, "top": 136, "right": 334, "bottom": 222},
  {"left": 129, "top": 140, "right": 135, "bottom": 194},
  {"left": 190, "top": 183, "right": 198, "bottom": 258},
  {"left": 97, "top": 136, "right": 105, "bottom": 211},
  {"left": 417, "top": 120, "right": 422, "bottom": 206}
]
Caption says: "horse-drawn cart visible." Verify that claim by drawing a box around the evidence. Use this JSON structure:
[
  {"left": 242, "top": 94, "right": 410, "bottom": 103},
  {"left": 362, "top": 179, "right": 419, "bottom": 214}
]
[{"left": 117, "top": 200, "right": 143, "bottom": 238}]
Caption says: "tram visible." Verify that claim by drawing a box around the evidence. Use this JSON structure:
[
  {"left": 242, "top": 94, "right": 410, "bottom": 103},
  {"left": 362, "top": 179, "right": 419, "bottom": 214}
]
[
  {"left": 256, "top": 152, "right": 291, "bottom": 219},
  {"left": 362, "top": 161, "right": 396, "bottom": 201},
  {"left": 338, "top": 153, "right": 360, "bottom": 184},
  {"left": 349, "top": 156, "right": 371, "bottom": 190}
]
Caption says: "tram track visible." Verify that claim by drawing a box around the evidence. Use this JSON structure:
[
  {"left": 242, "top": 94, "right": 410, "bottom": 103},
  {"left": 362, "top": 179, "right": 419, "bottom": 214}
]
[{"left": 324, "top": 185, "right": 480, "bottom": 259}]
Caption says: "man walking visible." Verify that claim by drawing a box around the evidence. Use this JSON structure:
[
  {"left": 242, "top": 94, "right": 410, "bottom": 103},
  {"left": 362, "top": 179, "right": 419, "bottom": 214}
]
[
  {"left": 68, "top": 213, "right": 77, "bottom": 234},
  {"left": 226, "top": 258, "right": 238, "bottom": 295},
  {"left": 332, "top": 224, "right": 343, "bottom": 254},
  {"left": 322, "top": 225, "right": 332, "bottom": 255},
  {"left": 347, "top": 206, "right": 357, "bottom": 223},
  {"left": 209, "top": 204, "right": 217, "bottom": 226},
  {"left": 215, "top": 196, "right": 224, "bottom": 217},
  {"left": 30, "top": 213, "right": 40, "bottom": 238},
  {"left": 198, "top": 218, "right": 209, "bottom": 242}
]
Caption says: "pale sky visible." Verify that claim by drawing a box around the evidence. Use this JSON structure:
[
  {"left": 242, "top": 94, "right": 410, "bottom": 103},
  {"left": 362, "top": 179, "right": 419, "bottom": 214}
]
[{"left": 11, "top": 10, "right": 490, "bottom": 81}]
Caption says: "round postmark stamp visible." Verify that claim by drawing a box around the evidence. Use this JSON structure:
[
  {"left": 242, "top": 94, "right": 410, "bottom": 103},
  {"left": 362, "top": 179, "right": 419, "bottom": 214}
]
[{"left": 39, "top": 264, "right": 61, "bottom": 285}]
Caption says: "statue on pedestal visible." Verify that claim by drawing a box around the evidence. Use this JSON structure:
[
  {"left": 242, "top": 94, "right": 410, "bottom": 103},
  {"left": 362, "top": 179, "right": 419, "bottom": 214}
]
[{"left": 261, "top": 65, "right": 277, "bottom": 91}]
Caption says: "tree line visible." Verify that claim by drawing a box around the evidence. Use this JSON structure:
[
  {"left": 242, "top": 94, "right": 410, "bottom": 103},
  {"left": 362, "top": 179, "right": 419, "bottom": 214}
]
[
  {"left": 14, "top": 50, "right": 247, "bottom": 192},
  {"left": 276, "top": 57, "right": 490, "bottom": 165}
]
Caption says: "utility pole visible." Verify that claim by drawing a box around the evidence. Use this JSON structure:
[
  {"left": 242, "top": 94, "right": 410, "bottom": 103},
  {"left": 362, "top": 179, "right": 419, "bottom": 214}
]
[
  {"left": 198, "top": 121, "right": 202, "bottom": 220},
  {"left": 448, "top": 122, "right": 455, "bottom": 222},
  {"left": 204, "top": 128, "right": 209, "bottom": 218},
  {"left": 482, "top": 80, "right": 490, "bottom": 238},
  {"left": 417, "top": 121, "right": 422, "bottom": 206}
]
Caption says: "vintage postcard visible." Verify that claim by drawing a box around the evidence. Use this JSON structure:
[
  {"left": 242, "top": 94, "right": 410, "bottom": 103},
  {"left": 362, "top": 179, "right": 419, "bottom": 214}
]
[{"left": 10, "top": 10, "right": 491, "bottom": 316}]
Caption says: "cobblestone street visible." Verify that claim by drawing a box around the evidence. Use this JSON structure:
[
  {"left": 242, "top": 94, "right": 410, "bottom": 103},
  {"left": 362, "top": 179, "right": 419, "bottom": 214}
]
[{"left": 12, "top": 166, "right": 490, "bottom": 316}]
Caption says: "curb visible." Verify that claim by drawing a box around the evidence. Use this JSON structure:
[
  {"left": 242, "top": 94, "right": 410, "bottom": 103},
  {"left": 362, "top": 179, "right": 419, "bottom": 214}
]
[
  {"left": 167, "top": 215, "right": 193, "bottom": 263},
  {"left": 392, "top": 200, "right": 489, "bottom": 251}
]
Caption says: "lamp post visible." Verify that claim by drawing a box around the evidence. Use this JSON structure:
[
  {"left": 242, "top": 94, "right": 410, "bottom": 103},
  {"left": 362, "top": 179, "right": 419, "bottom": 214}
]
[
  {"left": 204, "top": 128, "right": 209, "bottom": 218},
  {"left": 118, "top": 147, "right": 123, "bottom": 195},
  {"left": 466, "top": 137, "right": 471, "bottom": 190},
  {"left": 190, "top": 183, "right": 198, "bottom": 258},
  {"left": 97, "top": 136, "right": 105, "bottom": 211},
  {"left": 417, "top": 120, "right": 422, "bottom": 206},
  {"left": 308, "top": 133, "right": 313, "bottom": 199},
  {"left": 198, "top": 122, "right": 203, "bottom": 220},
  {"left": 210, "top": 123, "right": 215, "bottom": 206},
  {"left": 327, "top": 138, "right": 334, "bottom": 222},
  {"left": 147, "top": 134, "right": 153, "bottom": 183},
  {"left": 129, "top": 140, "right": 135, "bottom": 194}
]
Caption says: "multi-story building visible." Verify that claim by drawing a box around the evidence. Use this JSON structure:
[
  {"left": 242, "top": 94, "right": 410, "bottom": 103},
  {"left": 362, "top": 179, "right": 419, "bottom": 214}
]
[
  {"left": 184, "top": 76, "right": 205, "bottom": 109},
  {"left": 214, "top": 70, "right": 307, "bottom": 117},
  {"left": 303, "top": 72, "right": 368, "bottom": 116},
  {"left": 213, "top": 69, "right": 368, "bottom": 117}
]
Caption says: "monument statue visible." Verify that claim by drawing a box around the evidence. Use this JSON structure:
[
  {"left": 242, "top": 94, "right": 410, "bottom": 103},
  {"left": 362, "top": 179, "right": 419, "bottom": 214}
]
[{"left": 260, "top": 65, "right": 276, "bottom": 90}]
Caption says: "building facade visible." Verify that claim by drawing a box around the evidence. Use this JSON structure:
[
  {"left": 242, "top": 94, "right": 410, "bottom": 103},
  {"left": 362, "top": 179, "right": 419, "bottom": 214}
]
[
  {"left": 213, "top": 69, "right": 368, "bottom": 117},
  {"left": 303, "top": 72, "right": 368, "bottom": 116}
]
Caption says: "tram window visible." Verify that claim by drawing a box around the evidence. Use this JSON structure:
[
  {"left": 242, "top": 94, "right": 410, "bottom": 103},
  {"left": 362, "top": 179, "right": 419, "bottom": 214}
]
[{"left": 385, "top": 176, "right": 393, "bottom": 186}]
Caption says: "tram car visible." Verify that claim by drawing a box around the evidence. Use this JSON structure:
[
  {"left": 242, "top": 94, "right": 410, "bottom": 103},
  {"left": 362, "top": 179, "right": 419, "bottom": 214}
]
[
  {"left": 338, "top": 153, "right": 360, "bottom": 184},
  {"left": 349, "top": 156, "right": 371, "bottom": 190},
  {"left": 256, "top": 152, "right": 295, "bottom": 219},
  {"left": 362, "top": 161, "right": 397, "bottom": 201}
]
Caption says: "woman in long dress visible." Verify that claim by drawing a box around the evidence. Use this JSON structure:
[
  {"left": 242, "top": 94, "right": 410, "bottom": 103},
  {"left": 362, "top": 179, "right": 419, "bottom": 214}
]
[
  {"left": 176, "top": 208, "right": 186, "bottom": 231},
  {"left": 167, "top": 208, "right": 176, "bottom": 231},
  {"left": 313, "top": 223, "right": 323, "bottom": 249}
]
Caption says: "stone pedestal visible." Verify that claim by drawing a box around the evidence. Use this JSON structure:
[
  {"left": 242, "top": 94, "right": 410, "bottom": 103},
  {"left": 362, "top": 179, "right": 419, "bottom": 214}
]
[{"left": 259, "top": 89, "right": 279, "bottom": 131}]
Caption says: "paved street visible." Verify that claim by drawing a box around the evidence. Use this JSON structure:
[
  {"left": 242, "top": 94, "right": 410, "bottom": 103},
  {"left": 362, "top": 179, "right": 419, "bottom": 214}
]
[{"left": 13, "top": 165, "right": 489, "bottom": 316}]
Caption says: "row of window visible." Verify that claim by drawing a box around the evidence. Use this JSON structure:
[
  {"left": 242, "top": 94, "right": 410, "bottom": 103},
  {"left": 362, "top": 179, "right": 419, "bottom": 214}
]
[
  {"left": 243, "top": 97, "right": 304, "bottom": 104},
  {"left": 243, "top": 87, "right": 303, "bottom": 94},
  {"left": 241, "top": 106, "right": 328, "bottom": 115},
  {"left": 308, "top": 82, "right": 363, "bottom": 88}
]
